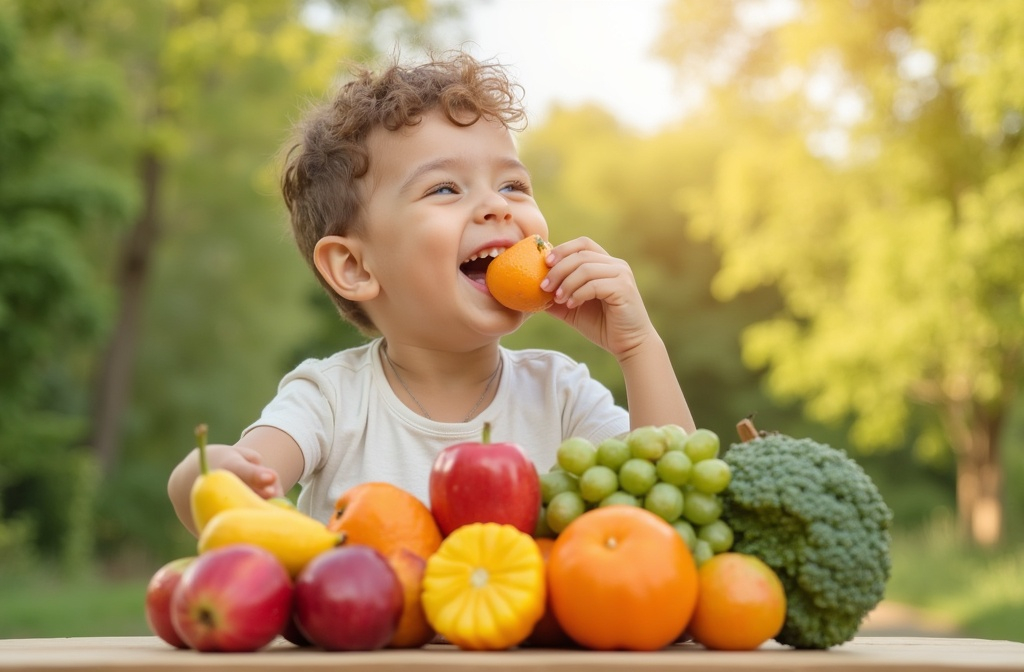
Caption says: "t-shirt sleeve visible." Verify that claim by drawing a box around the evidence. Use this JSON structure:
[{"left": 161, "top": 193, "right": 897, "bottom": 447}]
[
  {"left": 241, "top": 359, "right": 336, "bottom": 483},
  {"left": 556, "top": 355, "right": 630, "bottom": 443}
]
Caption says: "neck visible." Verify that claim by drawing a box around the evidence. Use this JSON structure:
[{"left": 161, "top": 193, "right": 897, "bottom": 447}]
[{"left": 380, "top": 340, "right": 501, "bottom": 422}]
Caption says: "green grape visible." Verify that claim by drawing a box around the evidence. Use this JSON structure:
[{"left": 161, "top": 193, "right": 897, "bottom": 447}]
[
  {"left": 692, "top": 538, "right": 715, "bottom": 566},
  {"left": 534, "top": 505, "right": 556, "bottom": 538},
  {"left": 690, "top": 457, "right": 731, "bottom": 494},
  {"left": 698, "top": 519, "right": 734, "bottom": 553},
  {"left": 546, "top": 490, "right": 586, "bottom": 533},
  {"left": 578, "top": 465, "right": 619, "bottom": 504},
  {"left": 618, "top": 458, "right": 658, "bottom": 496},
  {"left": 539, "top": 470, "right": 579, "bottom": 505},
  {"left": 557, "top": 437, "right": 598, "bottom": 476},
  {"left": 683, "top": 428, "right": 720, "bottom": 462},
  {"left": 655, "top": 450, "right": 692, "bottom": 486},
  {"left": 596, "top": 437, "right": 631, "bottom": 471},
  {"left": 683, "top": 490, "right": 723, "bottom": 525},
  {"left": 626, "top": 425, "right": 668, "bottom": 461},
  {"left": 599, "top": 491, "right": 640, "bottom": 508},
  {"left": 671, "top": 519, "right": 698, "bottom": 550},
  {"left": 643, "top": 482, "right": 684, "bottom": 523},
  {"left": 662, "top": 424, "right": 688, "bottom": 452}
]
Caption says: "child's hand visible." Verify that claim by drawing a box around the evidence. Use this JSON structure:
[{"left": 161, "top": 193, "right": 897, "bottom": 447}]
[
  {"left": 201, "top": 443, "right": 284, "bottom": 500},
  {"left": 541, "top": 237, "right": 656, "bottom": 359}
]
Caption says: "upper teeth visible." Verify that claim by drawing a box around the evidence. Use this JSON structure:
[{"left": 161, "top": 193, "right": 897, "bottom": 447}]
[{"left": 463, "top": 247, "right": 506, "bottom": 263}]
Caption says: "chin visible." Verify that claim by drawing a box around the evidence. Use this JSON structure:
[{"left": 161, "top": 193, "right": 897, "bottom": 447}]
[{"left": 478, "top": 305, "right": 529, "bottom": 338}]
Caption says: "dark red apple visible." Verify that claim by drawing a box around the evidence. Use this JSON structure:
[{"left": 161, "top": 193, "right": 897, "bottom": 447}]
[
  {"left": 170, "top": 544, "right": 292, "bottom": 652},
  {"left": 294, "top": 545, "right": 404, "bottom": 651},
  {"left": 145, "top": 556, "right": 194, "bottom": 648},
  {"left": 280, "top": 615, "right": 312, "bottom": 647},
  {"left": 429, "top": 422, "right": 541, "bottom": 535}
]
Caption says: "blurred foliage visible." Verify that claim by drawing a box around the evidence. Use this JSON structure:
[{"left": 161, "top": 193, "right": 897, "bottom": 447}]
[
  {"left": 0, "top": 0, "right": 131, "bottom": 566},
  {"left": 656, "top": 0, "right": 1023, "bottom": 543}
]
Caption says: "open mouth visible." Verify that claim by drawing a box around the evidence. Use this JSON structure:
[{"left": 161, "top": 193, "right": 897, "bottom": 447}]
[{"left": 459, "top": 247, "right": 506, "bottom": 283}]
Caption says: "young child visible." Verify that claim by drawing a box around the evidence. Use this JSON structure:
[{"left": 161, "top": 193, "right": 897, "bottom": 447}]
[{"left": 168, "top": 52, "right": 694, "bottom": 534}]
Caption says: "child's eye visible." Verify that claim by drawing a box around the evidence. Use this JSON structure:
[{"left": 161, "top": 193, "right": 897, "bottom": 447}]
[
  {"left": 501, "top": 180, "right": 531, "bottom": 195},
  {"left": 429, "top": 182, "right": 458, "bottom": 196}
]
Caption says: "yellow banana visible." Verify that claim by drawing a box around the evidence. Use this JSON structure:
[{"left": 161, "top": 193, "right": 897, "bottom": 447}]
[
  {"left": 189, "top": 424, "right": 277, "bottom": 533},
  {"left": 197, "top": 506, "right": 344, "bottom": 577}
]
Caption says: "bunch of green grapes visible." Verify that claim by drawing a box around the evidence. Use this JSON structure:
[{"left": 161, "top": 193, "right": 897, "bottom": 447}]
[{"left": 537, "top": 425, "right": 733, "bottom": 565}]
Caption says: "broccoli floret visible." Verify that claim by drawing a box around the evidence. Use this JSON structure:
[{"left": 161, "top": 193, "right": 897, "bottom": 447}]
[{"left": 721, "top": 432, "right": 893, "bottom": 649}]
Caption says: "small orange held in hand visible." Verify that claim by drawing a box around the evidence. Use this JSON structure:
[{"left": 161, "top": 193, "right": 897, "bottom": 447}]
[
  {"left": 688, "top": 552, "right": 787, "bottom": 651},
  {"left": 327, "top": 482, "right": 442, "bottom": 561},
  {"left": 485, "top": 235, "right": 554, "bottom": 312}
]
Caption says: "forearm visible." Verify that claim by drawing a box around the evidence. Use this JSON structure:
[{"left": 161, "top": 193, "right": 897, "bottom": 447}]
[
  {"left": 618, "top": 334, "right": 696, "bottom": 432},
  {"left": 167, "top": 450, "right": 202, "bottom": 537}
]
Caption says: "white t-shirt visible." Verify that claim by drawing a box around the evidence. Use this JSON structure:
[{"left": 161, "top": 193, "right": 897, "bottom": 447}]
[{"left": 243, "top": 338, "right": 629, "bottom": 523}]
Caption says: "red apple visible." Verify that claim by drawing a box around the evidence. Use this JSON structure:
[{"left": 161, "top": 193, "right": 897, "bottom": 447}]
[
  {"left": 280, "top": 614, "right": 312, "bottom": 647},
  {"left": 170, "top": 544, "right": 292, "bottom": 652},
  {"left": 145, "top": 556, "right": 194, "bottom": 648},
  {"left": 294, "top": 545, "right": 404, "bottom": 651},
  {"left": 429, "top": 422, "right": 541, "bottom": 535}
]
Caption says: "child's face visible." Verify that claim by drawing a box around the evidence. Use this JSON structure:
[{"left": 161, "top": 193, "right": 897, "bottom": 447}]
[{"left": 358, "top": 110, "right": 549, "bottom": 344}]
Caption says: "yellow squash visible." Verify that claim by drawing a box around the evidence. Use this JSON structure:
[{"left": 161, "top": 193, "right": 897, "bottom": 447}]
[
  {"left": 189, "top": 424, "right": 277, "bottom": 533},
  {"left": 421, "top": 522, "right": 545, "bottom": 650},
  {"left": 197, "top": 506, "right": 344, "bottom": 577}
]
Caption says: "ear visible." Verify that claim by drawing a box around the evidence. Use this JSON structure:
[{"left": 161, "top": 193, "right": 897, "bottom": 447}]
[{"left": 313, "top": 235, "right": 379, "bottom": 302}]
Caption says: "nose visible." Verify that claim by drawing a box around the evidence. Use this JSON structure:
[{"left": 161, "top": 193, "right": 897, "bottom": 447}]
[{"left": 472, "top": 190, "right": 512, "bottom": 224}]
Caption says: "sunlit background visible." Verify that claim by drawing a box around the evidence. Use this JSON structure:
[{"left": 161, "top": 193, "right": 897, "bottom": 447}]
[{"left": 1, "top": 0, "right": 1021, "bottom": 642}]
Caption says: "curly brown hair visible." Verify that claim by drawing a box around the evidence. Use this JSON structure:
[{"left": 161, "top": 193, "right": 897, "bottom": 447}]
[{"left": 280, "top": 52, "right": 527, "bottom": 334}]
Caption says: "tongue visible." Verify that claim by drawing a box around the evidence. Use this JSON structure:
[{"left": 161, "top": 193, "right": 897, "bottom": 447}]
[{"left": 464, "top": 269, "right": 487, "bottom": 284}]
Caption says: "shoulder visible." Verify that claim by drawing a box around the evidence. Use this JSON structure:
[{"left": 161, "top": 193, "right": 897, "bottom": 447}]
[
  {"left": 277, "top": 340, "right": 379, "bottom": 396},
  {"left": 284, "top": 341, "right": 377, "bottom": 378},
  {"left": 500, "top": 347, "right": 606, "bottom": 393},
  {"left": 503, "top": 347, "right": 586, "bottom": 373}
]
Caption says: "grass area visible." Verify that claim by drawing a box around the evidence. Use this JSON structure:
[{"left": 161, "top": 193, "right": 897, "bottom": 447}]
[
  {"left": 1, "top": 516, "right": 1022, "bottom": 643},
  {"left": 886, "top": 513, "right": 1024, "bottom": 643},
  {"left": 0, "top": 567, "right": 150, "bottom": 639}
]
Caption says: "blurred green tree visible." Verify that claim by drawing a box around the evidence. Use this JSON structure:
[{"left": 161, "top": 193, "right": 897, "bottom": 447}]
[
  {"left": 657, "top": 0, "right": 1023, "bottom": 544},
  {"left": 0, "top": 2, "right": 132, "bottom": 564}
]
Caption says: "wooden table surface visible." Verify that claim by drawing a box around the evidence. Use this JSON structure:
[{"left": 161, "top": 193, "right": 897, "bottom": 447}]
[{"left": 1, "top": 636, "right": 1022, "bottom": 672}]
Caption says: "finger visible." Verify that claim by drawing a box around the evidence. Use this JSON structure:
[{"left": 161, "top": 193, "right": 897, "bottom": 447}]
[
  {"left": 561, "top": 276, "right": 634, "bottom": 309},
  {"left": 233, "top": 448, "right": 284, "bottom": 498},
  {"left": 553, "top": 257, "right": 632, "bottom": 306},
  {"left": 542, "top": 249, "right": 617, "bottom": 293},
  {"left": 547, "top": 236, "right": 608, "bottom": 265}
]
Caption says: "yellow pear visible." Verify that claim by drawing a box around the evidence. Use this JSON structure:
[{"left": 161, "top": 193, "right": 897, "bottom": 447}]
[
  {"left": 189, "top": 423, "right": 276, "bottom": 533},
  {"left": 198, "top": 507, "right": 344, "bottom": 577}
]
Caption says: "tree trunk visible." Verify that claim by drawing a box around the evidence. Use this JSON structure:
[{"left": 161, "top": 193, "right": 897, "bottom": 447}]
[
  {"left": 951, "top": 402, "right": 1003, "bottom": 546},
  {"left": 90, "top": 151, "right": 163, "bottom": 475}
]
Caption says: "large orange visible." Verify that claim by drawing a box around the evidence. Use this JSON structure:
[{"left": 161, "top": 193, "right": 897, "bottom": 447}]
[
  {"left": 688, "top": 552, "right": 786, "bottom": 651},
  {"left": 547, "top": 506, "right": 698, "bottom": 651},
  {"left": 485, "top": 235, "right": 554, "bottom": 312},
  {"left": 327, "top": 482, "right": 442, "bottom": 561}
]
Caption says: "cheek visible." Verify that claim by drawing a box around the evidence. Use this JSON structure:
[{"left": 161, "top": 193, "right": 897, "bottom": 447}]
[{"left": 522, "top": 208, "right": 549, "bottom": 240}]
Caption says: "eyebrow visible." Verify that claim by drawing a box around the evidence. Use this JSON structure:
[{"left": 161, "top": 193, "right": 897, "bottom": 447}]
[{"left": 399, "top": 156, "right": 529, "bottom": 194}]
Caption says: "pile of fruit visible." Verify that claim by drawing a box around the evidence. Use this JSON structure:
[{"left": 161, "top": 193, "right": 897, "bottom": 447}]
[
  {"left": 147, "top": 420, "right": 888, "bottom": 654},
  {"left": 537, "top": 425, "right": 734, "bottom": 566}
]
